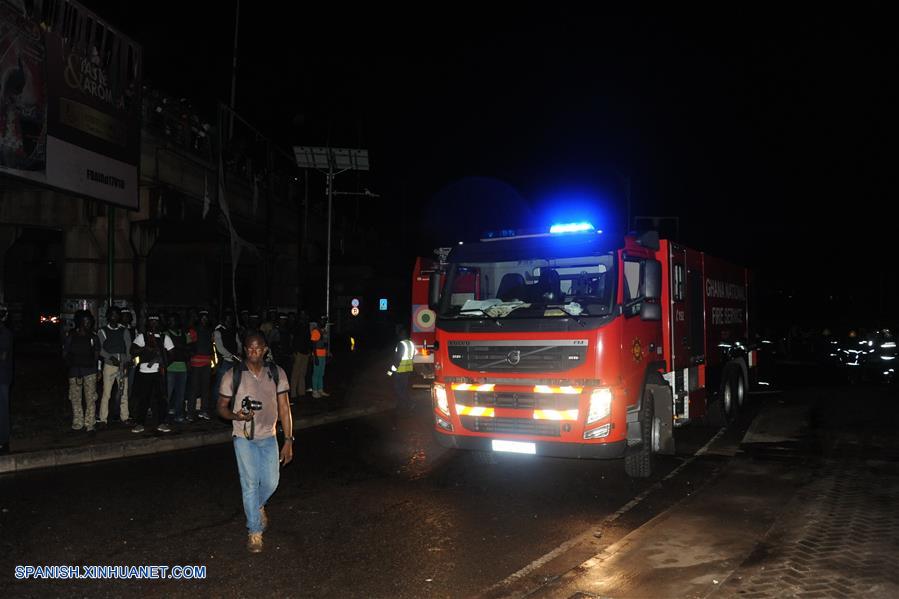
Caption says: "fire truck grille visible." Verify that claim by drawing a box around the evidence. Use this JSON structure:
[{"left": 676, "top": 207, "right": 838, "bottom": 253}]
[
  {"left": 454, "top": 390, "right": 580, "bottom": 410},
  {"left": 461, "top": 416, "right": 561, "bottom": 437},
  {"left": 447, "top": 341, "right": 588, "bottom": 373}
]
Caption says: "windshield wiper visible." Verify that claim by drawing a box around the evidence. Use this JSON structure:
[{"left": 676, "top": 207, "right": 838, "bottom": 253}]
[
  {"left": 544, "top": 304, "right": 587, "bottom": 327},
  {"left": 457, "top": 308, "right": 502, "bottom": 327}
]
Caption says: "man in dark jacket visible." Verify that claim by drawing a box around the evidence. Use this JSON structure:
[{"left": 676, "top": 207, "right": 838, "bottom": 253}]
[{"left": 63, "top": 310, "right": 100, "bottom": 431}]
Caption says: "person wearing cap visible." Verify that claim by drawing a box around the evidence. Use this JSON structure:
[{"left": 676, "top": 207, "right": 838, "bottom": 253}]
[
  {"left": 130, "top": 313, "right": 174, "bottom": 433},
  {"left": 309, "top": 320, "right": 330, "bottom": 398},
  {"left": 188, "top": 309, "right": 215, "bottom": 420},
  {"left": 62, "top": 310, "right": 100, "bottom": 432},
  {"left": 1, "top": 304, "right": 13, "bottom": 453}
]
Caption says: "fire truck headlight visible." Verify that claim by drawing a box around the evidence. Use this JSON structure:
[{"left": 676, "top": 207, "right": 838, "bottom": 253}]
[
  {"left": 587, "top": 388, "right": 612, "bottom": 424},
  {"left": 433, "top": 383, "right": 449, "bottom": 416}
]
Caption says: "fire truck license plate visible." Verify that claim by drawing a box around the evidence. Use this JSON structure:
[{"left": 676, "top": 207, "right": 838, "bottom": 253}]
[{"left": 492, "top": 440, "right": 536, "bottom": 454}]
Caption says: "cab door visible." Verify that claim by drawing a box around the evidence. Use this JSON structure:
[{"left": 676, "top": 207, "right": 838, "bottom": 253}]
[{"left": 667, "top": 244, "right": 704, "bottom": 420}]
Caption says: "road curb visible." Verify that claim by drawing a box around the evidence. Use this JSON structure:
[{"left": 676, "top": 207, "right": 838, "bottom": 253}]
[{"left": 0, "top": 402, "right": 394, "bottom": 475}]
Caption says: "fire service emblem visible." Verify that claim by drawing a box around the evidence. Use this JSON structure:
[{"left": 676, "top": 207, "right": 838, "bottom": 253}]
[{"left": 632, "top": 338, "right": 644, "bottom": 362}]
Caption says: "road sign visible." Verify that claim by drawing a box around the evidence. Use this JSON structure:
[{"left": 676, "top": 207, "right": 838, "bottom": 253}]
[
  {"left": 379, "top": 298, "right": 388, "bottom": 311},
  {"left": 350, "top": 306, "right": 360, "bottom": 317}
]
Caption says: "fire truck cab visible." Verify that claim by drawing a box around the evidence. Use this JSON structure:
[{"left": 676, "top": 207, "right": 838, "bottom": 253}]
[{"left": 426, "top": 224, "right": 758, "bottom": 477}]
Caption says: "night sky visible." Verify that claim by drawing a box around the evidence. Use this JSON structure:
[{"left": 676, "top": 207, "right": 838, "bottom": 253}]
[{"left": 87, "top": 2, "right": 896, "bottom": 319}]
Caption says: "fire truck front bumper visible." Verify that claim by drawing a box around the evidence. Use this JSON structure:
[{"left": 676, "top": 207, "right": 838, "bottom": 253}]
[{"left": 433, "top": 431, "right": 627, "bottom": 460}]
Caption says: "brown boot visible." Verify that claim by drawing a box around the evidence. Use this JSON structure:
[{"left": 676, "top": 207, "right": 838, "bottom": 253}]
[{"left": 247, "top": 532, "right": 263, "bottom": 553}]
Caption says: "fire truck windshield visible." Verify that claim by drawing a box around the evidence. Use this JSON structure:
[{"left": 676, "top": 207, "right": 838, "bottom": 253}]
[{"left": 437, "top": 253, "right": 616, "bottom": 319}]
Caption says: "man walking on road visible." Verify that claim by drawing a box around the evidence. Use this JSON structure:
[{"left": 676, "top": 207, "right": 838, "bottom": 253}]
[
  {"left": 217, "top": 332, "right": 293, "bottom": 553},
  {"left": 98, "top": 306, "right": 132, "bottom": 427}
]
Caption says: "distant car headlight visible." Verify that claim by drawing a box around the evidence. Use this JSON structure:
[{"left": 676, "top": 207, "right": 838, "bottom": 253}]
[
  {"left": 587, "top": 388, "right": 612, "bottom": 424},
  {"left": 433, "top": 383, "right": 449, "bottom": 416}
]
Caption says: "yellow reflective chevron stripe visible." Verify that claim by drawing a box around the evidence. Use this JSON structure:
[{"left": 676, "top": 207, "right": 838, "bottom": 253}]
[
  {"left": 451, "top": 383, "right": 495, "bottom": 392},
  {"left": 455, "top": 404, "right": 495, "bottom": 417},
  {"left": 533, "top": 385, "right": 583, "bottom": 395},
  {"left": 533, "top": 409, "right": 579, "bottom": 421}
]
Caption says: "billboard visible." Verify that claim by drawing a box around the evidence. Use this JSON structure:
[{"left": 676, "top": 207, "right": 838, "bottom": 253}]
[{"left": 0, "top": 0, "right": 141, "bottom": 208}]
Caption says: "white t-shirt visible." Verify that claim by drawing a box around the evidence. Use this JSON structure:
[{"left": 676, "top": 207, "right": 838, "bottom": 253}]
[{"left": 133, "top": 332, "right": 174, "bottom": 373}]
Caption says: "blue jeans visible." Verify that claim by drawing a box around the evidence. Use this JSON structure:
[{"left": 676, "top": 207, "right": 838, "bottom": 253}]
[
  {"left": 167, "top": 371, "right": 188, "bottom": 419},
  {"left": 0, "top": 382, "right": 10, "bottom": 445},
  {"left": 233, "top": 436, "right": 280, "bottom": 534},
  {"left": 312, "top": 356, "right": 326, "bottom": 391}
]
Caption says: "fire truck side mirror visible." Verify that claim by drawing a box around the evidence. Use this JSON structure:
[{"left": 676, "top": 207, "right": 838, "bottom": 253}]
[
  {"left": 429, "top": 272, "right": 443, "bottom": 310},
  {"left": 643, "top": 260, "right": 662, "bottom": 300}
]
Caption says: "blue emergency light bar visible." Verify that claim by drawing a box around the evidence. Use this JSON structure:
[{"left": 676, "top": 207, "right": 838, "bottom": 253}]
[
  {"left": 480, "top": 222, "right": 602, "bottom": 242},
  {"left": 549, "top": 222, "right": 596, "bottom": 234}
]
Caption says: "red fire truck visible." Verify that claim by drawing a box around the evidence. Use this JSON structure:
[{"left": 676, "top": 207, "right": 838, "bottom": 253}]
[{"left": 426, "top": 223, "right": 759, "bottom": 477}]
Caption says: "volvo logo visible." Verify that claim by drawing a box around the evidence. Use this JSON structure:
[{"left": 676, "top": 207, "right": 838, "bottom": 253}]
[{"left": 507, "top": 350, "right": 521, "bottom": 365}]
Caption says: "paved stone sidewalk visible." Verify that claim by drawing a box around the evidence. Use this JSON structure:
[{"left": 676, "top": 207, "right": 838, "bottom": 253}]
[{"left": 713, "top": 433, "right": 899, "bottom": 598}]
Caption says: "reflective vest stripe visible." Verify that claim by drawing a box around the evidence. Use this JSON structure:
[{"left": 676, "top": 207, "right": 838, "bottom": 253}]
[{"left": 398, "top": 339, "right": 414, "bottom": 373}]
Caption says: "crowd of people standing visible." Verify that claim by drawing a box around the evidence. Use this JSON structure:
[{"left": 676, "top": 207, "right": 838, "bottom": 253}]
[{"left": 62, "top": 306, "right": 330, "bottom": 435}]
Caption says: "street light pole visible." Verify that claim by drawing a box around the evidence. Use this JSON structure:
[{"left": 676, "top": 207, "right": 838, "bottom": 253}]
[
  {"left": 325, "top": 164, "right": 334, "bottom": 326},
  {"left": 293, "top": 146, "right": 369, "bottom": 330}
]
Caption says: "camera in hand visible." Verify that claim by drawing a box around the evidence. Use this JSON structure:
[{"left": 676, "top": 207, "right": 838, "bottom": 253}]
[{"left": 241, "top": 396, "right": 262, "bottom": 414}]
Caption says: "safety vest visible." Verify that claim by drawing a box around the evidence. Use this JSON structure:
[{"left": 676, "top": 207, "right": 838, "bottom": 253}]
[{"left": 394, "top": 339, "right": 415, "bottom": 374}]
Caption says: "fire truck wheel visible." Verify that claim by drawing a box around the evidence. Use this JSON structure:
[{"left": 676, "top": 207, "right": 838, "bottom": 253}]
[
  {"left": 709, "top": 367, "right": 738, "bottom": 427},
  {"left": 624, "top": 390, "right": 655, "bottom": 478}
]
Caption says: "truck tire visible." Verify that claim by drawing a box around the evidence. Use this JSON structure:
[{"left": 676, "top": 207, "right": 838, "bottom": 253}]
[
  {"left": 624, "top": 389, "right": 655, "bottom": 478},
  {"left": 708, "top": 366, "right": 737, "bottom": 427}
]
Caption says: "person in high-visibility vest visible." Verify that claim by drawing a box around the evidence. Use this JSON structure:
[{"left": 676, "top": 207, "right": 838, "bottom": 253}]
[
  {"left": 310, "top": 321, "right": 329, "bottom": 399},
  {"left": 387, "top": 327, "right": 415, "bottom": 411}
]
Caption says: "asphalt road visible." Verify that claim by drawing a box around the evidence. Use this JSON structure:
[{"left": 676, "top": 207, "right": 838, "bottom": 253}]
[{"left": 1, "top": 389, "right": 753, "bottom": 598}]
